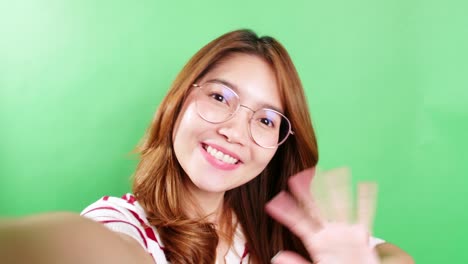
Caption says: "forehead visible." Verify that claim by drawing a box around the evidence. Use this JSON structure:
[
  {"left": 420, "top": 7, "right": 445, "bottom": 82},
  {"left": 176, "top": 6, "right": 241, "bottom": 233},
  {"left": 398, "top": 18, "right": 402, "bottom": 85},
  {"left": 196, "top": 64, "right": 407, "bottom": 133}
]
[{"left": 199, "top": 53, "right": 283, "bottom": 112}]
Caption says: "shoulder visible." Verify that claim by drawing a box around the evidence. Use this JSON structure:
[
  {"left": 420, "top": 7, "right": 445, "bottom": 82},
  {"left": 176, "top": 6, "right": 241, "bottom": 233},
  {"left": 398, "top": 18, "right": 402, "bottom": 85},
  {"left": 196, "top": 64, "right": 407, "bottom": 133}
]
[
  {"left": 81, "top": 194, "right": 145, "bottom": 223},
  {"left": 81, "top": 194, "right": 168, "bottom": 263}
]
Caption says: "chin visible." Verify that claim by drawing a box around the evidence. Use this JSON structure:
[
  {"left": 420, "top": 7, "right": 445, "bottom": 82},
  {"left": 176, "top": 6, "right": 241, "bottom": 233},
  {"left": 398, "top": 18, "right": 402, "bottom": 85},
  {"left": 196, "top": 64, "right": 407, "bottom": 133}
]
[{"left": 194, "top": 184, "right": 231, "bottom": 195}]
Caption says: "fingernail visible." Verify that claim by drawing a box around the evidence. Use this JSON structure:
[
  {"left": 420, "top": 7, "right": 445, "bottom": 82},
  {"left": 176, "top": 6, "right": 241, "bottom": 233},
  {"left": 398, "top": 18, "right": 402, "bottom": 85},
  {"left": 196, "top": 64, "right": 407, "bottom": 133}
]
[{"left": 271, "top": 250, "right": 282, "bottom": 263}]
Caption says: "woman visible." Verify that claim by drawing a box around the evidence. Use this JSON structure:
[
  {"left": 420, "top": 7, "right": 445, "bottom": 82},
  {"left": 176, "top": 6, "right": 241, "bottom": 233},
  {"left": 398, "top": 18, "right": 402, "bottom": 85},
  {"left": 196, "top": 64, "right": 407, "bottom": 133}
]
[{"left": 0, "top": 29, "right": 413, "bottom": 264}]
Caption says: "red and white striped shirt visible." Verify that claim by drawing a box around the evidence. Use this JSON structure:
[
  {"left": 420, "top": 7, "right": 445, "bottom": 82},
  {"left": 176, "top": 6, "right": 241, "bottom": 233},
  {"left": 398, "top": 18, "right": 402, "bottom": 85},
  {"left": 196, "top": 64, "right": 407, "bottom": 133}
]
[
  {"left": 81, "top": 194, "right": 250, "bottom": 264},
  {"left": 81, "top": 194, "right": 384, "bottom": 263}
]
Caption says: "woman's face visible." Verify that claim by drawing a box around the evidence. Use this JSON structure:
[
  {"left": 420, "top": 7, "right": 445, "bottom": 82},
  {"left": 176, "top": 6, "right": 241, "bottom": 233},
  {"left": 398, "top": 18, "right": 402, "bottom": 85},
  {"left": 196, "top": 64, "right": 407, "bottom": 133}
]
[{"left": 173, "top": 53, "right": 282, "bottom": 198}]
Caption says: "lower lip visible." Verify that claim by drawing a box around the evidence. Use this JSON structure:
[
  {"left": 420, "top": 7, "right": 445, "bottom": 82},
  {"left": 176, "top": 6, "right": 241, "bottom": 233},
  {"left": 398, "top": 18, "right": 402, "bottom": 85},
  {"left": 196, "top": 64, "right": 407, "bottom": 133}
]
[{"left": 199, "top": 144, "right": 240, "bottom": 171}]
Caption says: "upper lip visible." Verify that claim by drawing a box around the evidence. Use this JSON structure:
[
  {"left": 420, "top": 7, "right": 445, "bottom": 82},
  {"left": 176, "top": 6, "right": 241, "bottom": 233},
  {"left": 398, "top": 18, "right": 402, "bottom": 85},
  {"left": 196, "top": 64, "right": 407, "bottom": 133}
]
[{"left": 203, "top": 142, "right": 243, "bottom": 163}]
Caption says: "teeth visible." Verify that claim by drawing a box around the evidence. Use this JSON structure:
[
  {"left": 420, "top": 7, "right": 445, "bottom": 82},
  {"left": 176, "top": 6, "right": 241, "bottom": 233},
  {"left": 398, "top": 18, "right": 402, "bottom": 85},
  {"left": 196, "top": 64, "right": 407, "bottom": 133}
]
[{"left": 206, "top": 145, "right": 238, "bottom": 165}]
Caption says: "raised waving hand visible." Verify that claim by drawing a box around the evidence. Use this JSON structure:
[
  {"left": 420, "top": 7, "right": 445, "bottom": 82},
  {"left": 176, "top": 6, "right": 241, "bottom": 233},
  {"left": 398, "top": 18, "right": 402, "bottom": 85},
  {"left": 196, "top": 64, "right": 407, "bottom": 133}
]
[{"left": 266, "top": 167, "right": 379, "bottom": 264}]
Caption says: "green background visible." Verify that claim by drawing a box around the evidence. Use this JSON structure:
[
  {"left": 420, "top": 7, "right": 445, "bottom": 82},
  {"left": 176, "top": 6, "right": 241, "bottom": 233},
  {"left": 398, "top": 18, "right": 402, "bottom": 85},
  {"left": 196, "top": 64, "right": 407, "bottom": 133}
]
[{"left": 1, "top": 0, "right": 467, "bottom": 262}]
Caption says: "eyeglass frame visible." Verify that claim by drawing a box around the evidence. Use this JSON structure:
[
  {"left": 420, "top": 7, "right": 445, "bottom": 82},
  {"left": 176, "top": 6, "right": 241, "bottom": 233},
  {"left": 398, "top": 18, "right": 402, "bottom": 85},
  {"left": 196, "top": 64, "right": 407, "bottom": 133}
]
[{"left": 191, "top": 82, "right": 295, "bottom": 149}]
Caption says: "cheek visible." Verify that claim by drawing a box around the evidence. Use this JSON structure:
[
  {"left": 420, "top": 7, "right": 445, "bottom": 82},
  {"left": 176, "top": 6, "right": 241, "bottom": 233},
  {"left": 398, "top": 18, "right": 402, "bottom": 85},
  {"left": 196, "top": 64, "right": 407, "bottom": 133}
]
[
  {"left": 173, "top": 112, "right": 197, "bottom": 162},
  {"left": 173, "top": 104, "right": 199, "bottom": 139},
  {"left": 252, "top": 148, "right": 277, "bottom": 170},
  {"left": 172, "top": 92, "right": 200, "bottom": 140}
]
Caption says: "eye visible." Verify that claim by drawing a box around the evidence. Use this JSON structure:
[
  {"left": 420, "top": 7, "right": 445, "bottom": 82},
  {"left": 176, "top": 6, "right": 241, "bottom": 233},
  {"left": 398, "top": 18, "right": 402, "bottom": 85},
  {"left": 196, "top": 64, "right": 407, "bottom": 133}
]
[
  {"left": 210, "top": 93, "right": 226, "bottom": 103},
  {"left": 260, "top": 118, "right": 275, "bottom": 127}
]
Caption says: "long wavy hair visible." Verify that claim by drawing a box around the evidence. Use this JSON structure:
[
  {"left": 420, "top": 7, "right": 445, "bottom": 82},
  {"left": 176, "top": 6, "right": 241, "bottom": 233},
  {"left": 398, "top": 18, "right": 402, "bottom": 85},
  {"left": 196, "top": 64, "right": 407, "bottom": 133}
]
[{"left": 132, "top": 29, "right": 318, "bottom": 263}]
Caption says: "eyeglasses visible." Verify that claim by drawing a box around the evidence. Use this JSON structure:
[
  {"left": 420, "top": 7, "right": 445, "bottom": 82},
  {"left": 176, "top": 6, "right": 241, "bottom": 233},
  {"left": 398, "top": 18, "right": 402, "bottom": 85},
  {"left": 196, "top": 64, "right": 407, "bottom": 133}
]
[{"left": 192, "top": 82, "right": 294, "bottom": 148}]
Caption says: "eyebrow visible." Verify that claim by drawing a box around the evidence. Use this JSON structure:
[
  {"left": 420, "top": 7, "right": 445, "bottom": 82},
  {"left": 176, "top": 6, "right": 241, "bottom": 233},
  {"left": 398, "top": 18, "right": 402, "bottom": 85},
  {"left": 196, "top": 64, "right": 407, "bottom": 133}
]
[{"left": 206, "top": 78, "right": 284, "bottom": 114}]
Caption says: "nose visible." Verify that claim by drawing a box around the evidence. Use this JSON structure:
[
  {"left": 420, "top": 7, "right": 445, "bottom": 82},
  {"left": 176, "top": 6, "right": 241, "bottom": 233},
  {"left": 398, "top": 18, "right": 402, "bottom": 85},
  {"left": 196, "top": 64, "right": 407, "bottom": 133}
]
[{"left": 217, "top": 105, "right": 253, "bottom": 145}]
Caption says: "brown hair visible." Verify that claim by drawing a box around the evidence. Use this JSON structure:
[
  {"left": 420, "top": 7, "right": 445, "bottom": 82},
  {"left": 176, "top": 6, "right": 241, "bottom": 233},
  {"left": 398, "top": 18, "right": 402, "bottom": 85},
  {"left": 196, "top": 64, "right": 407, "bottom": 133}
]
[{"left": 132, "top": 29, "right": 318, "bottom": 263}]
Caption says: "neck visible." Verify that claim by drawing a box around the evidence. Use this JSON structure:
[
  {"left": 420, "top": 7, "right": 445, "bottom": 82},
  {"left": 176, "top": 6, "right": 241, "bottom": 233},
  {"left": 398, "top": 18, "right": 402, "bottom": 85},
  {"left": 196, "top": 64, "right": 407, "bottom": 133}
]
[
  {"left": 185, "top": 184, "right": 237, "bottom": 262},
  {"left": 185, "top": 182, "right": 227, "bottom": 224}
]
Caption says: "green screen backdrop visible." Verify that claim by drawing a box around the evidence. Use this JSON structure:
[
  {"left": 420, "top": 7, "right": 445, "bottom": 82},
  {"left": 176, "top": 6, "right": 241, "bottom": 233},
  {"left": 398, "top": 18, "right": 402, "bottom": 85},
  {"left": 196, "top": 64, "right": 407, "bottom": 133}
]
[{"left": 1, "top": 0, "right": 467, "bottom": 263}]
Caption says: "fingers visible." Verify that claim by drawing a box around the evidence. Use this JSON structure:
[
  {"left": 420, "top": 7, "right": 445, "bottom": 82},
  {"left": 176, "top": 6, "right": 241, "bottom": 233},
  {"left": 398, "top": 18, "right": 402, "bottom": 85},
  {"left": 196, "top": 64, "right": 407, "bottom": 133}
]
[
  {"left": 287, "top": 167, "right": 324, "bottom": 227},
  {"left": 271, "top": 250, "right": 312, "bottom": 264},
  {"left": 323, "top": 167, "right": 352, "bottom": 223},
  {"left": 266, "top": 166, "right": 378, "bottom": 246},
  {"left": 310, "top": 167, "right": 330, "bottom": 221},
  {"left": 312, "top": 167, "right": 377, "bottom": 228},
  {"left": 265, "top": 191, "right": 320, "bottom": 241},
  {"left": 356, "top": 182, "right": 378, "bottom": 231}
]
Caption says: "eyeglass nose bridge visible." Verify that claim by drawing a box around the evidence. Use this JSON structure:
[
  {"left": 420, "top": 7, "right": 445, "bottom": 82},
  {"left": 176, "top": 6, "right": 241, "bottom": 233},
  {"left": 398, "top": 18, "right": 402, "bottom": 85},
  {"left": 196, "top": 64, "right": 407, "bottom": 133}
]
[
  {"left": 225, "top": 104, "right": 256, "bottom": 133},
  {"left": 229, "top": 105, "right": 268, "bottom": 148},
  {"left": 238, "top": 104, "right": 256, "bottom": 117},
  {"left": 231, "top": 105, "right": 291, "bottom": 149},
  {"left": 221, "top": 103, "right": 256, "bottom": 122}
]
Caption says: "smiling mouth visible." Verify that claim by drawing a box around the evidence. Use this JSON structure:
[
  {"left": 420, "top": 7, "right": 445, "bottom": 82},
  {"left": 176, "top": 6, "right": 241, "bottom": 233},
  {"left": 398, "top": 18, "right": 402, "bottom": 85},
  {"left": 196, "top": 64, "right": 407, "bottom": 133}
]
[{"left": 202, "top": 144, "right": 240, "bottom": 165}]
